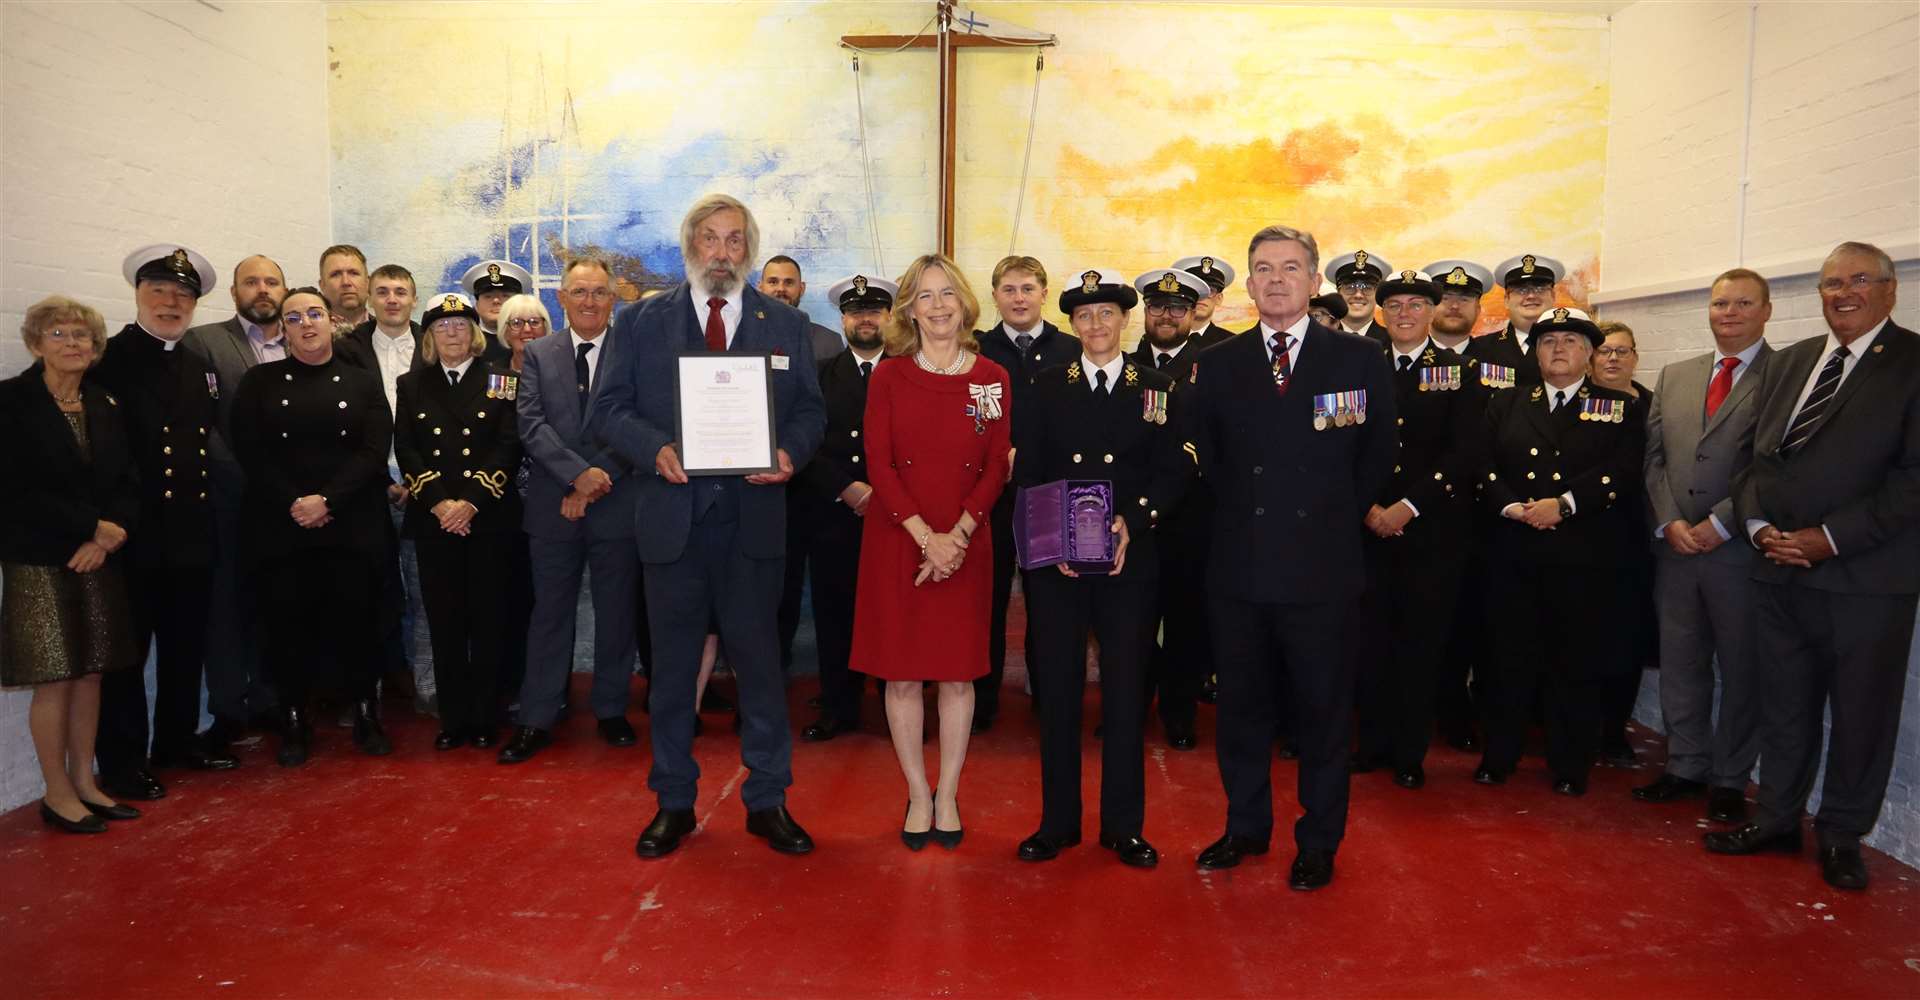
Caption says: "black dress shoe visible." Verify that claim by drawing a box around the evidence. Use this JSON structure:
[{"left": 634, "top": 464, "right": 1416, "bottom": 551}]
[
  {"left": 102, "top": 769, "right": 166, "bottom": 802},
  {"left": 434, "top": 731, "right": 465, "bottom": 751},
  {"left": 81, "top": 799, "right": 141, "bottom": 821},
  {"left": 40, "top": 802, "right": 107, "bottom": 834},
  {"left": 1099, "top": 833, "right": 1159, "bottom": 868},
  {"left": 1704, "top": 822, "right": 1803, "bottom": 855},
  {"left": 1599, "top": 741, "right": 1638, "bottom": 768},
  {"left": 151, "top": 745, "right": 239, "bottom": 771},
  {"left": 497, "top": 726, "right": 551, "bottom": 764},
  {"left": 1552, "top": 778, "right": 1586, "bottom": 797},
  {"left": 1632, "top": 774, "right": 1708, "bottom": 802},
  {"left": 1472, "top": 766, "right": 1506, "bottom": 786},
  {"left": 1820, "top": 844, "right": 1869, "bottom": 891},
  {"left": 746, "top": 805, "right": 814, "bottom": 855},
  {"left": 1349, "top": 753, "right": 1388, "bottom": 774},
  {"left": 597, "top": 716, "right": 638, "bottom": 747},
  {"left": 1017, "top": 830, "right": 1081, "bottom": 862},
  {"left": 351, "top": 700, "right": 392, "bottom": 756},
  {"left": 468, "top": 728, "right": 498, "bottom": 750},
  {"left": 1288, "top": 848, "right": 1335, "bottom": 891},
  {"left": 1393, "top": 766, "right": 1425, "bottom": 790},
  {"left": 634, "top": 808, "right": 697, "bottom": 858},
  {"left": 1444, "top": 731, "right": 1479, "bottom": 753},
  {"left": 1707, "top": 787, "right": 1749, "bottom": 823},
  {"left": 901, "top": 803, "right": 931, "bottom": 852},
  {"left": 801, "top": 718, "right": 858, "bottom": 742},
  {"left": 277, "top": 709, "right": 311, "bottom": 768},
  {"left": 1196, "top": 834, "right": 1269, "bottom": 870}
]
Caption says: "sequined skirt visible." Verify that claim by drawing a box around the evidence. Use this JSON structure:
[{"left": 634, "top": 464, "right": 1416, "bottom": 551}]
[{"left": 0, "top": 561, "right": 137, "bottom": 687}]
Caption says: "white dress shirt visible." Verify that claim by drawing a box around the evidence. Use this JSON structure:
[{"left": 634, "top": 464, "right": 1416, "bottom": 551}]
[
  {"left": 1150, "top": 339, "right": 1189, "bottom": 368},
  {"left": 1258, "top": 313, "right": 1311, "bottom": 370},
  {"left": 371, "top": 326, "right": 416, "bottom": 415},
  {"left": 1081, "top": 353, "right": 1124, "bottom": 394},
  {"left": 569, "top": 328, "right": 605, "bottom": 390}
]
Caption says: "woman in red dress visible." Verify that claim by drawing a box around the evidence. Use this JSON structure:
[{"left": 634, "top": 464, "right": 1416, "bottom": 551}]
[{"left": 851, "top": 254, "right": 1011, "bottom": 851}]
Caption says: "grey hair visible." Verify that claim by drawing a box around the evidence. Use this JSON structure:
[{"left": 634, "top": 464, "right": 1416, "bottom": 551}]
[
  {"left": 1248, "top": 225, "right": 1319, "bottom": 276},
  {"left": 1824, "top": 241, "right": 1896, "bottom": 279},
  {"left": 561, "top": 254, "right": 614, "bottom": 284},
  {"left": 679, "top": 193, "right": 761, "bottom": 269}
]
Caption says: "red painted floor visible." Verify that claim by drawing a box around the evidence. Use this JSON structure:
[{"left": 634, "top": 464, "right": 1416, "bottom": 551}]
[{"left": 3, "top": 678, "right": 1917, "bottom": 999}]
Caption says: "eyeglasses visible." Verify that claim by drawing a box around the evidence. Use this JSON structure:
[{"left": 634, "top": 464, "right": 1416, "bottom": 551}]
[
  {"left": 281, "top": 308, "right": 331, "bottom": 327},
  {"left": 1594, "top": 346, "right": 1636, "bottom": 359},
  {"left": 1145, "top": 303, "right": 1191, "bottom": 317},
  {"left": 1337, "top": 282, "right": 1377, "bottom": 295},
  {"left": 1818, "top": 274, "right": 1893, "bottom": 294},
  {"left": 507, "top": 317, "right": 548, "bottom": 329},
  {"left": 41, "top": 327, "right": 94, "bottom": 344},
  {"left": 564, "top": 287, "right": 613, "bottom": 302}
]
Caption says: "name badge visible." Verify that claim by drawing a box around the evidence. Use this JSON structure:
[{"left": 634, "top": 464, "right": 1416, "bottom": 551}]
[
  {"left": 1312, "top": 389, "right": 1367, "bottom": 430},
  {"left": 771, "top": 355, "right": 790, "bottom": 371}
]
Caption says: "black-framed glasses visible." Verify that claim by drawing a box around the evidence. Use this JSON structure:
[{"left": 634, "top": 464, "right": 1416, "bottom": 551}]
[{"left": 1145, "top": 303, "right": 1191, "bottom": 317}]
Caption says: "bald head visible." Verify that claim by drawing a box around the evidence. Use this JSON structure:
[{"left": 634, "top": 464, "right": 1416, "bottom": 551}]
[{"left": 230, "top": 255, "right": 287, "bottom": 325}]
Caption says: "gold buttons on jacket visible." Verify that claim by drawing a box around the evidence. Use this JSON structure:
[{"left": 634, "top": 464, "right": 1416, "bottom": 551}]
[
  {"left": 1103, "top": 454, "right": 1114, "bottom": 464},
  {"left": 1072, "top": 453, "right": 1082, "bottom": 463},
  {"left": 1600, "top": 476, "right": 1611, "bottom": 485},
  {"left": 162, "top": 446, "right": 172, "bottom": 455},
  {"left": 1530, "top": 447, "right": 1539, "bottom": 456}
]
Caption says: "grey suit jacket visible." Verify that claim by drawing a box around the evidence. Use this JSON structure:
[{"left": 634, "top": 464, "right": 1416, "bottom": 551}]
[
  {"left": 1733, "top": 320, "right": 1920, "bottom": 594},
  {"left": 1645, "top": 343, "right": 1773, "bottom": 564},
  {"left": 518, "top": 325, "right": 637, "bottom": 541},
  {"left": 183, "top": 316, "right": 266, "bottom": 506}
]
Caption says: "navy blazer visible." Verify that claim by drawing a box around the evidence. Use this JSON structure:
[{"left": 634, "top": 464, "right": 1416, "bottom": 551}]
[
  {"left": 519, "top": 325, "right": 638, "bottom": 541},
  {"left": 1187, "top": 321, "right": 1398, "bottom": 603},
  {"left": 588, "top": 283, "right": 826, "bottom": 563}
]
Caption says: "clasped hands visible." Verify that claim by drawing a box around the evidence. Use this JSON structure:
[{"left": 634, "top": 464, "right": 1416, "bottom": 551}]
[
  {"left": 1365, "top": 501, "right": 1415, "bottom": 538},
  {"left": 562, "top": 466, "right": 614, "bottom": 521},
  {"left": 67, "top": 519, "right": 127, "bottom": 574},
  {"left": 915, "top": 529, "right": 968, "bottom": 586},
  {"left": 1753, "top": 524, "right": 1834, "bottom": 568},
  {"left": 1501, "top": 499, "right": 1564, "bottom": 531},
  {"left": 291, "top": 494, "right": 332, "bottom": 529},
  {"left": 1663, "top": 518, "right": 1728, "bottom": 556},
  {"left": 432, "top": 498, "right": 479, "bottom": 536}
]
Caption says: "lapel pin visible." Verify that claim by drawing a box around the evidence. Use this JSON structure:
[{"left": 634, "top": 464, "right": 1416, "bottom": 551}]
[
  {"left": 755, "top": 310, "right": 766, "bottom": 320},
  {"left": 1873, "top": 344, "right": 1884, "bottom": 353}
]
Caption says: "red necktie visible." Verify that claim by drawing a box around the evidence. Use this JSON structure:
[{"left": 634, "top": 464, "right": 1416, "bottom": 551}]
[
  {"left": 1269, "top": 334, "right": 1292, "bottom": 395},
  {"left": 1704, "top": 356, "right": 1738, "bottom": 417},
  {"left": 704, "top": 296, "right": 727, "bottom": 351}
]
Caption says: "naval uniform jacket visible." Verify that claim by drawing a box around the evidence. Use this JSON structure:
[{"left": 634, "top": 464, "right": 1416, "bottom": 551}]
[
  {"left": 1012, "top": 359, "right": 1193, "bottom": 582},
  {"left": 1479, "top": 380, "right": 1645, "bottom": 569},
  {"left": 794, "top": 350, "right": 875, "bottom": 527},
  {"left": 1465, "top": 323, "right": 1544, "bottom": 388},
  {"left": 1377, "top": 339, "right": 1485, "bottom": 554},
  {"left": 394, "top": 363, "right": 525, "bottom": 539},
  {"left": 229, "top": 355, "right": 393, "bottom": 567},
  {"left": 89, "top": 325, "right": 219, "bottom": 570},
  {"left": 976, "top": 320, "right": 1080, "bottom": 446}
]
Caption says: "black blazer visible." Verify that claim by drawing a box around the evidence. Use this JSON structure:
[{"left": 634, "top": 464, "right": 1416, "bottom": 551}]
[
  {"left": 1465, "top": 323, "right": 1545, "bottom": 387},
  {"left": 1188, "top": 322, "right": 1398, "bottom": 603},
  {"left": 976, "top": 320, "right": 1080, "bottom": 444},
  {"left": 0, "top": 366, "right": 141, "bottom": 566},
  {"left": 1734, "top": 321, "right": 1920, "bottom": 594},
  {"left": 1378, "top": 339, "right": 1486, "bottom": 553},
  {"left": 393, "top": 362, "right": 525, "bottom": 539},
  {"left": 1014, "top": 358, "right": 1193, "bottom": 581},
  {"left": 230, "top": 355, "right": 393, "bottom": 564},
  {"left": 87, "top": 325, "right": 219, "bottom": 569},
  {"left": 794, "top": 349, "right": 875, "bottom": 523},
  {"left": 1479, "top": 380, "right": 1645, "bottom": 568}
]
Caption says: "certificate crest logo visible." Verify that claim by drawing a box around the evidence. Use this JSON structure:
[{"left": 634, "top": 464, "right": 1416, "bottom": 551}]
[{"left": 714, "top": 370, "right": 732, "bottom": 384}]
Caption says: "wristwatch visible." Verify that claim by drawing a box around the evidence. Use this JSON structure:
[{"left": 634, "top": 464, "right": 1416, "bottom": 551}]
[{"left": 1554, "top": 496, "right": 1571, "bottom": 519}]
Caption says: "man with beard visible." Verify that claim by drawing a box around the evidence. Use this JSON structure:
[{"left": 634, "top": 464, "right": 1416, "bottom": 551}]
[
  {"left": 1173, "top": 255, "right": 1239, "bottom": 348},
  {"left": 759, "top": 254, "right": 846, "bottom": 362},
  {"left": 592, "top": 194, "right": 826, "bottom": 859},
  {"left": 462, "top": 259, "right": 534, "bottom": 348},
  {"left": 1466, "top": 254, "right": 1563, "bottom": 389},
  {"left": 93, "top": 245, "right": 232, "bottom": 801},
  {"left": 320, "top": 244, "right": 372, "bottom": 333},
  {"left": 974, "top": 255, "right": 1078, "bottom": 732},
  {"left": 1323, "top": 249, "right": 1392, "bottom": 348},
  {"left": 791, "top": 274, "right": 895, "bottom": 741},
  {"left": 1423, "top": 260, "right": 1492, "bottom": 353},
  {"left": 1127, "top": 267, "right": 1214, "bottom": 749},
  {"left": 185, "top": 255, "right": 288, "bottom": 754}
]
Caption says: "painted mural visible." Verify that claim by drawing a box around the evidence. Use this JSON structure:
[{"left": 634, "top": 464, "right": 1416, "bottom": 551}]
[{"left": 327, "top": 1, "right": 1607, "bottom": 337}]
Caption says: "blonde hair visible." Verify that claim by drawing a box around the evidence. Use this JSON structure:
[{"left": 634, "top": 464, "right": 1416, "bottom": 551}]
[
  {"left": 494, "top": 293, "right": 552, "bottom": 350},
  {"left": 884, "top": 254, "right": 981, "bottom": 358},
  {"left": 21, "top": 295, "right": 108, "bottom": 361},
  {"left": 990, "top": 255, "right": 1048, "bottom": 290},
  {"left": 419, "top": 316, "right": 488, "bottom": 364}
]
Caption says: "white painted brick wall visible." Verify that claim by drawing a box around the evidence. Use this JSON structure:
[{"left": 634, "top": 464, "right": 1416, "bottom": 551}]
[
  {"left": 0, "top": 1, "right": 331, "bottom": 812},
  {"left": 1601, "top": 0, "right": 1920, "bottom": 868}
]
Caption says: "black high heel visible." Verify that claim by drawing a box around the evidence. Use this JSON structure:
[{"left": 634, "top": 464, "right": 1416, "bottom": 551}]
[
  {"left": 901, "top": 801, "right": 931, "bottom": 851},
  {"left": 81, "top": 799, "right": 141, "bottom": 821},
  {"left": 40, "top": 801, "right": 107, "bottom": 834},
  {"left": 933, "top": 799, "right": 963, "bottom": 850}
]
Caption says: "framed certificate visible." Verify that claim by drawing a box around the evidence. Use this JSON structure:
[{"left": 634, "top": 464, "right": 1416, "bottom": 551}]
[{"left": 675, "top": 352, "right": 778, "bottom": 476}]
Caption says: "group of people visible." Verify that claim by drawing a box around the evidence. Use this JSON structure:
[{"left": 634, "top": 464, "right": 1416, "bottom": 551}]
[{"left": 2, "top": 191, "right": 1913, "bottom": 895}]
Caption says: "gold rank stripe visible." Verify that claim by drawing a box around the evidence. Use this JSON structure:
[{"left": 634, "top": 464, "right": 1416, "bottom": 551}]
[
  {"left": 472, "top": 469, "right": 509, "bottom": 500},
  {"left": 402, "top": 470, "right": 441, "bottom": 496}
]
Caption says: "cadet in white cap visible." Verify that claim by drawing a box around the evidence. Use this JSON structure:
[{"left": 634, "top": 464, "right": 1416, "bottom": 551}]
[
  {"left": 1173, "top": 255, "right": 1237, "bottom": 347},
  {"left": 1323, "top": 249, "right": 1392, "bottom": 347},
  {"left": 460, "top": 259, "right": 534, "bottom": 337},
  {"left": 1423, "top": 260, "right": 1494, "bottom": 354},
  {"left": 1465, "top": 253, "right": 1565, "bottom": 388}
]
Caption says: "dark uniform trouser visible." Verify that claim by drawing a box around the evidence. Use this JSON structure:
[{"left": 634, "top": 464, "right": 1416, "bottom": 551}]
[
  {"left": 1356, "top": 539, "right": 1466, "bottom": 770},
  {"left": 1482, "top": 556, "right": 1624, "bottom": 786},
  {"left": 416, "top": 532, "right": 512, "bottom": 735},
  {"left": 1436, "top": 549, "right": 1489, "bottom": 742},
  {"left": 983, "top": 495, "right": 1023, "bottom": 719},
  {"left": 258, "top": 548, "right": 380, "bottom": 708},
  {"left": 1600, "top": 548, "right": 1658, "bottom": 741},
  {"left": 1212, "top": 596, "right": 1355, "bottom": 852},
  {"left": 205, "top": 503, "right": 274, "bottom": 724},
  {"left": 1752, "top": 583, "right": 1917, "bottom": 846},
  {"left": 1146, "top": 547, "right": 1209, "bottom": 732},
  {"left": 98, "top": 564, "right": 213, "bottom": 774},
  {"left": 520, "top": 535, "right": 640, "bottom": 730},
  {"left": 1027, "top": 570, "right": 1152, "bottom": 839},
  {"left": 806, "top": 511, "right": 865, "bottom": 725}
]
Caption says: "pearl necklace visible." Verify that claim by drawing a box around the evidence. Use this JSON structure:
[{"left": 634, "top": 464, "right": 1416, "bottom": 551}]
[{"left": 914, "top": 347, "right": 969, "bottom": 376}]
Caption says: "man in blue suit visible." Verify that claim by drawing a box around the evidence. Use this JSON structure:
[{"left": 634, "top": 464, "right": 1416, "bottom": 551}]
[
  {"left": 498, "top": 255, "right": 643, "bottom": 764},
  {"left": 591, "top": 194, "right": 827, "bottom": 858}
]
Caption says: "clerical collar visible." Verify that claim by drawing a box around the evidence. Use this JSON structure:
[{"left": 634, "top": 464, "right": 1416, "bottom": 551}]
[{"left": 139, "top": 324, "right": 180, "bottom": 351}]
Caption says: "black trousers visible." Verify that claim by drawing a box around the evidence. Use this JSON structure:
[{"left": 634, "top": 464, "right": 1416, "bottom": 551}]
[
  {"left": 98, "top": 564, "right": 213, "bottom": 774},
  {"left": 806, "top": 512, "right": 865, "bottom": 724},
  {"left": 1355, "top": 540, "right": 1465, "bottom": 770},
  {"left": 1435, "top": 551, "right": 1488, "bottom": 741},
  {"left": 1481, "top": 557, "right": 1625, "bottom": 787},
  {"left": 1211, "top": 595, "right": 1355, "bottom": 852},
  {"left": 1027, "top": 570, "right": 1153, "bottom": 838},
  {"left": 258, "top": 548, "right": 380, "bottom": 708},
  {"left": 495, "top": 531, "right": 533, "bottom": 704},
  {"left": 1146, "top": 547, "right": 1210, "bottom": 731},
  {"left": 983, "top": 496, "right": 1032, "bottom": 719},
  {"left": 1600, "top": 551, "right": 1659, "bottom": 741},
  {"left": 1752, "top": 582, "right": 1917, "bottom": 845},
  {"left": 416, "top": 532, "right": 512, "bottom": 735},
  {"left": 777, "top": 505, "right": 810, "bottom": 673},
  {"left": 205, "top": 503, "right": 275, "bottom": 724}
]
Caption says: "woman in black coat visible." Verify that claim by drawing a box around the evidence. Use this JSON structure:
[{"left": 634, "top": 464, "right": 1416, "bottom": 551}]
[
  {"left": 0, "top": 296, "right": 142, "bottom": 833},
  {"left": 394, "top": 293, "right": 523, "bottom": 751},
  {"left": 1592, "top": 321, "right": 1660, "bottom": 767}
]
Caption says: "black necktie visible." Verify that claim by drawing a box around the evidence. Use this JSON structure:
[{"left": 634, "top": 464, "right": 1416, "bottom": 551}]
[
  {"left": 1155, "top": 352, "right": 1171, "bottom": 371},
  {"left": 859, "top": 360, "right": 873, "bottom": 379},
  {"left": 1552, "top": 389, "right": 1567, "bottom": 411},
  {"left": 1398, "top": 355, "right": 1413, "bottom": 373},
  {"left": 576, "top": 341, "right": 595, "bottom": 408},
  {"left": 1780, "top": 346, "right": 1850, "bottom": 454},
  {"left": 1015, "top": 333, "right": 1033, "bottom": 354},
  {"left": 448, "top": 368, "right": 461, "bottom": 388},
  {"left": 1094, "top": 368, "right": 1109, "bottom": 395}
]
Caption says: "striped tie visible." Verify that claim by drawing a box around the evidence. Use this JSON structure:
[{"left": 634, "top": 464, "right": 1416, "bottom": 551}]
[
  {"left": 1270, "top": 334, "right": 1293, "bottom": 395},
  {"left": 1779, "top": 346, "right": 1849, "bottom": 455}
]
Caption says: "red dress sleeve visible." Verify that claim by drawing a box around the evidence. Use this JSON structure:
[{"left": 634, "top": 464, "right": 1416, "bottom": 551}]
[{"left": 864, "top": 363, "right": 921, "bottom": 526}]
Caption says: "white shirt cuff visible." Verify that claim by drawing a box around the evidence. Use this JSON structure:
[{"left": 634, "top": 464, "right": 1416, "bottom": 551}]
[
  {"left": 1397, "top": 498, "right": 1419, "bottom": 518},
  {"left": 1746, "top": 518, "right": 1771, "bottom": 543},
  {"left": 1560, "top": 491, "right": 1576, "bottom": 515},
  {"left": 1822, "top": 525, "right": 1838, "bottom": 555},
  {"left": 1708, "top": 513, "right": 1732, "bottom": 542}
]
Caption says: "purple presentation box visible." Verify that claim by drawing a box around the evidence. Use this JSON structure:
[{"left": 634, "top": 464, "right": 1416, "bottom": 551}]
[{"left": 1014, "top": 479, "right": 1116, "bottom": 573}]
